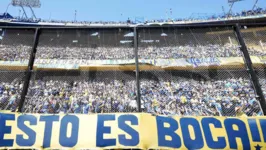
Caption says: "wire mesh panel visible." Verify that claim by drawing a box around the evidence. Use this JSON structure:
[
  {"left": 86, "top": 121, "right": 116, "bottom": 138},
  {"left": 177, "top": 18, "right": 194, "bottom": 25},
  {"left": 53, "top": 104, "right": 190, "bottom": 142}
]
[
  {"left": 0, "top": 71, "right": 26, "bottom": 112},
  {"left": 0, "top": 28, "right": 35, "bottom": 112},
  {"left": 24, "top": 28, "right": 136, "bottom": 114},
  {"left": 35, "top": 28, "right": 134, "bottom": 62},
  {"left": 139, "top": 70, "right": 261, "bottom": 116},
  {"left": 138, "top": 26, "right": 240, "bottom": 59},
  {"left": 24, "top": 70, "right": 136, "bottom": 114},
  {"left": 0, "top": 28, "right": 34, "bottom": 63},
  {"left": 241, "top": 25, "right": 266, "bottom": 100},
  {"left": 240, "top": 25, "right": 266, "bottom": 57},
  {"left": 138, "top": 26, "right": 262, "bottom": 116}
]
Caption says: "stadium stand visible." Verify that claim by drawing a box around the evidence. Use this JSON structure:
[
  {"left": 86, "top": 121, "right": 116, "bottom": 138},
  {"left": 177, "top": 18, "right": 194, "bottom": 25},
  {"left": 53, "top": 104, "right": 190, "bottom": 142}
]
[
  {"left": 0, "top": 23, "right": 266, "bottom": 118},
  {"left": 0, "top": 45, "right": 31, "bottom": 61},
  {"left": 1, "top": 6, "right": 266, "bottom": 150},
  {"left": 0, "top": 44, "right": 266, "bottom": 63},
  {"left": 13, "top": 70, "right": 259, "bottom": 116},
  {"left": 140, "top": 71, "right": 262, "bottom": 116},
  {"left": 35, "top": 46, "right": 134, "bottom": 60}
]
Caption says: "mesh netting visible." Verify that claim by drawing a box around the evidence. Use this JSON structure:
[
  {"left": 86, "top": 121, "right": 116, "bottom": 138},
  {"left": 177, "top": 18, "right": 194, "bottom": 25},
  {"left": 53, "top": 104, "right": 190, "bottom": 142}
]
[
  {"left": 138, "top": 26, "right": 240, "bottom": 59},
  {"left": 138, "top": 26, "right": 263, "bottom": 116},
  {"left": 23, "top": 28, "right": 137, "bottom": 114},
  {"left": 23, "top": 70, "right": 137, "bottom": 114},
  {"left": 139, "top": 70, "right": 262, "bottom": 116},
  {"left": 241, "top": 25, "right": 266, "bottom": 99},
  {"left": 0, "top": 26, "right": 264, "bottom": 116},
  {"left": 0, "top": 28, "right": 35, "bottom": 112}
]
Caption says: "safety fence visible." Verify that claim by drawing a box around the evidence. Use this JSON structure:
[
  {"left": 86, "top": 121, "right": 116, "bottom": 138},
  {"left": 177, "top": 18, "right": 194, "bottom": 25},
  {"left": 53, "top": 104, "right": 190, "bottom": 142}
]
[{"left": 0, "top": 24, "right": 265, "bottom": 117}]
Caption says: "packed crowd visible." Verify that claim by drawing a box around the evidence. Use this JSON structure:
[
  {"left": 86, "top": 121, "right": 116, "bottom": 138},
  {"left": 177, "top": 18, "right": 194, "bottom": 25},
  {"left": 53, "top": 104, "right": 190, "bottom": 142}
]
[
  {"left": 35, "top": 46, "right": 134, "bottom": 60},
  {"left": 39, "top": 20, "right": 131, "bottom": 25},
  {"left": 0, "top": 45, "right": 31, "bottom": 61},
  {"left": 31, "top": 44, "right": 266, "bottom": 60},
  {"left": 139, "top": 44, "right": 242, "bottom": 59},
  {"left": 6, "top": 17, "right": 130, "bottom": 25},
  {"left": 0, "top": 79, "right": 23, "bottom": 112},
  {"left": 1, "top": 73, "right": 262, "bottom": 116},
  {"left": 145, "top": 7, "right": 266, "bottom": 24},
  {"left": 23, "top": 79, "right": 137, "bottom": 114},
  {"left": 139, "top": 44, "right": 266, "bottom": 59},
  {"left": 140, "top": 77, "right": 262, "bottom": 116},
  {"left": 238, "top": 7, "right": 266, "bottom": 17},
  {"left": 0, "top": 44, "right": 266, "bottom": 65},
  {"left": 0, "top": 44, "right": 266, "bottom": 62},
  {"left": 259, "top": 79, "right": 266, "bottom": 98}
]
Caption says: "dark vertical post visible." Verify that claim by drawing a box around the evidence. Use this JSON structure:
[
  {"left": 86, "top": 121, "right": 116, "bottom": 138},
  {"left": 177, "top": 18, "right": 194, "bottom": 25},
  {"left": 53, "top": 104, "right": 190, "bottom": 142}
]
[
  {"left": 134, "top": 27, "right": 141, "bottom": 112},
  {"left": 18, "top": 28, "right": 40, "bottom": 112},
  {"left": 234, "top": 24, "right": 266, "bottom": 115}
]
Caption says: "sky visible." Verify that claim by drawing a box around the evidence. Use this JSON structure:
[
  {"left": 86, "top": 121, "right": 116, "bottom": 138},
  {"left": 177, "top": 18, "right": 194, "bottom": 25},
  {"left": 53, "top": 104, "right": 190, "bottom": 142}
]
[{"left": 0, "top": 0, "right": 266, "bottom": 22}]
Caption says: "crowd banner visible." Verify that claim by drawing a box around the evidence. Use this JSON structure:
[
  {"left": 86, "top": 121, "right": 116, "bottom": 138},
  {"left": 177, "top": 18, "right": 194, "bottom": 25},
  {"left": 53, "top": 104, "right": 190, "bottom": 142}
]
[
  {"left": 0, "top": 61, "right": 28, "bottom": 66},
  {"left": 36, "top": 64, "right": 79, "bottom": 69},
  {"left": 139, "top": 59, "right": 156, "bottom": 65},
  {"left": 153, "top": 59, "right": 189, "bottom": 67},
  {"left": 0, "top": 57, "right": 265, "bottom": 68},
  {"left": 186, "top": 58, "right": 220, "bottom": 67},
  {"left": 0, "top": 113, "right": 266, "bottom": 149}
]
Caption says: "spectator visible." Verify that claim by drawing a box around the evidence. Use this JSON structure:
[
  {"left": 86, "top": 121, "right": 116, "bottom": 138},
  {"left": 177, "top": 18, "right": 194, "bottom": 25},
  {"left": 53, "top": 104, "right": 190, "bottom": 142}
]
[{"left": 12, "top": 75, "right": 261, "bottom": 117}]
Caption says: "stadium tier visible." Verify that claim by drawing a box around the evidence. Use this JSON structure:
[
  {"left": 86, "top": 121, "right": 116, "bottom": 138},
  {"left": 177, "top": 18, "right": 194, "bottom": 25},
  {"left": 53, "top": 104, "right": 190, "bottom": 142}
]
[
  {"left": 0, "top": 24, "right": 266, "bottom": 118},
  {"left": 0, "top": 70, "right": 263, "bottom": 116},
  {"left": 2, "top": 2, "right": 266, "bottom": 149},
  {"left": 2, "top": 7, "right": 266, "bottom": 149}
]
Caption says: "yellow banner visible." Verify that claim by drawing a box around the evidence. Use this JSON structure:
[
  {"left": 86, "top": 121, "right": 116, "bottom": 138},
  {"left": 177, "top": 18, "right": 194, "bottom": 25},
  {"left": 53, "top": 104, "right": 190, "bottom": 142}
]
[{"left": 0, "top": 113, "right": 266, "bottom": 150}]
